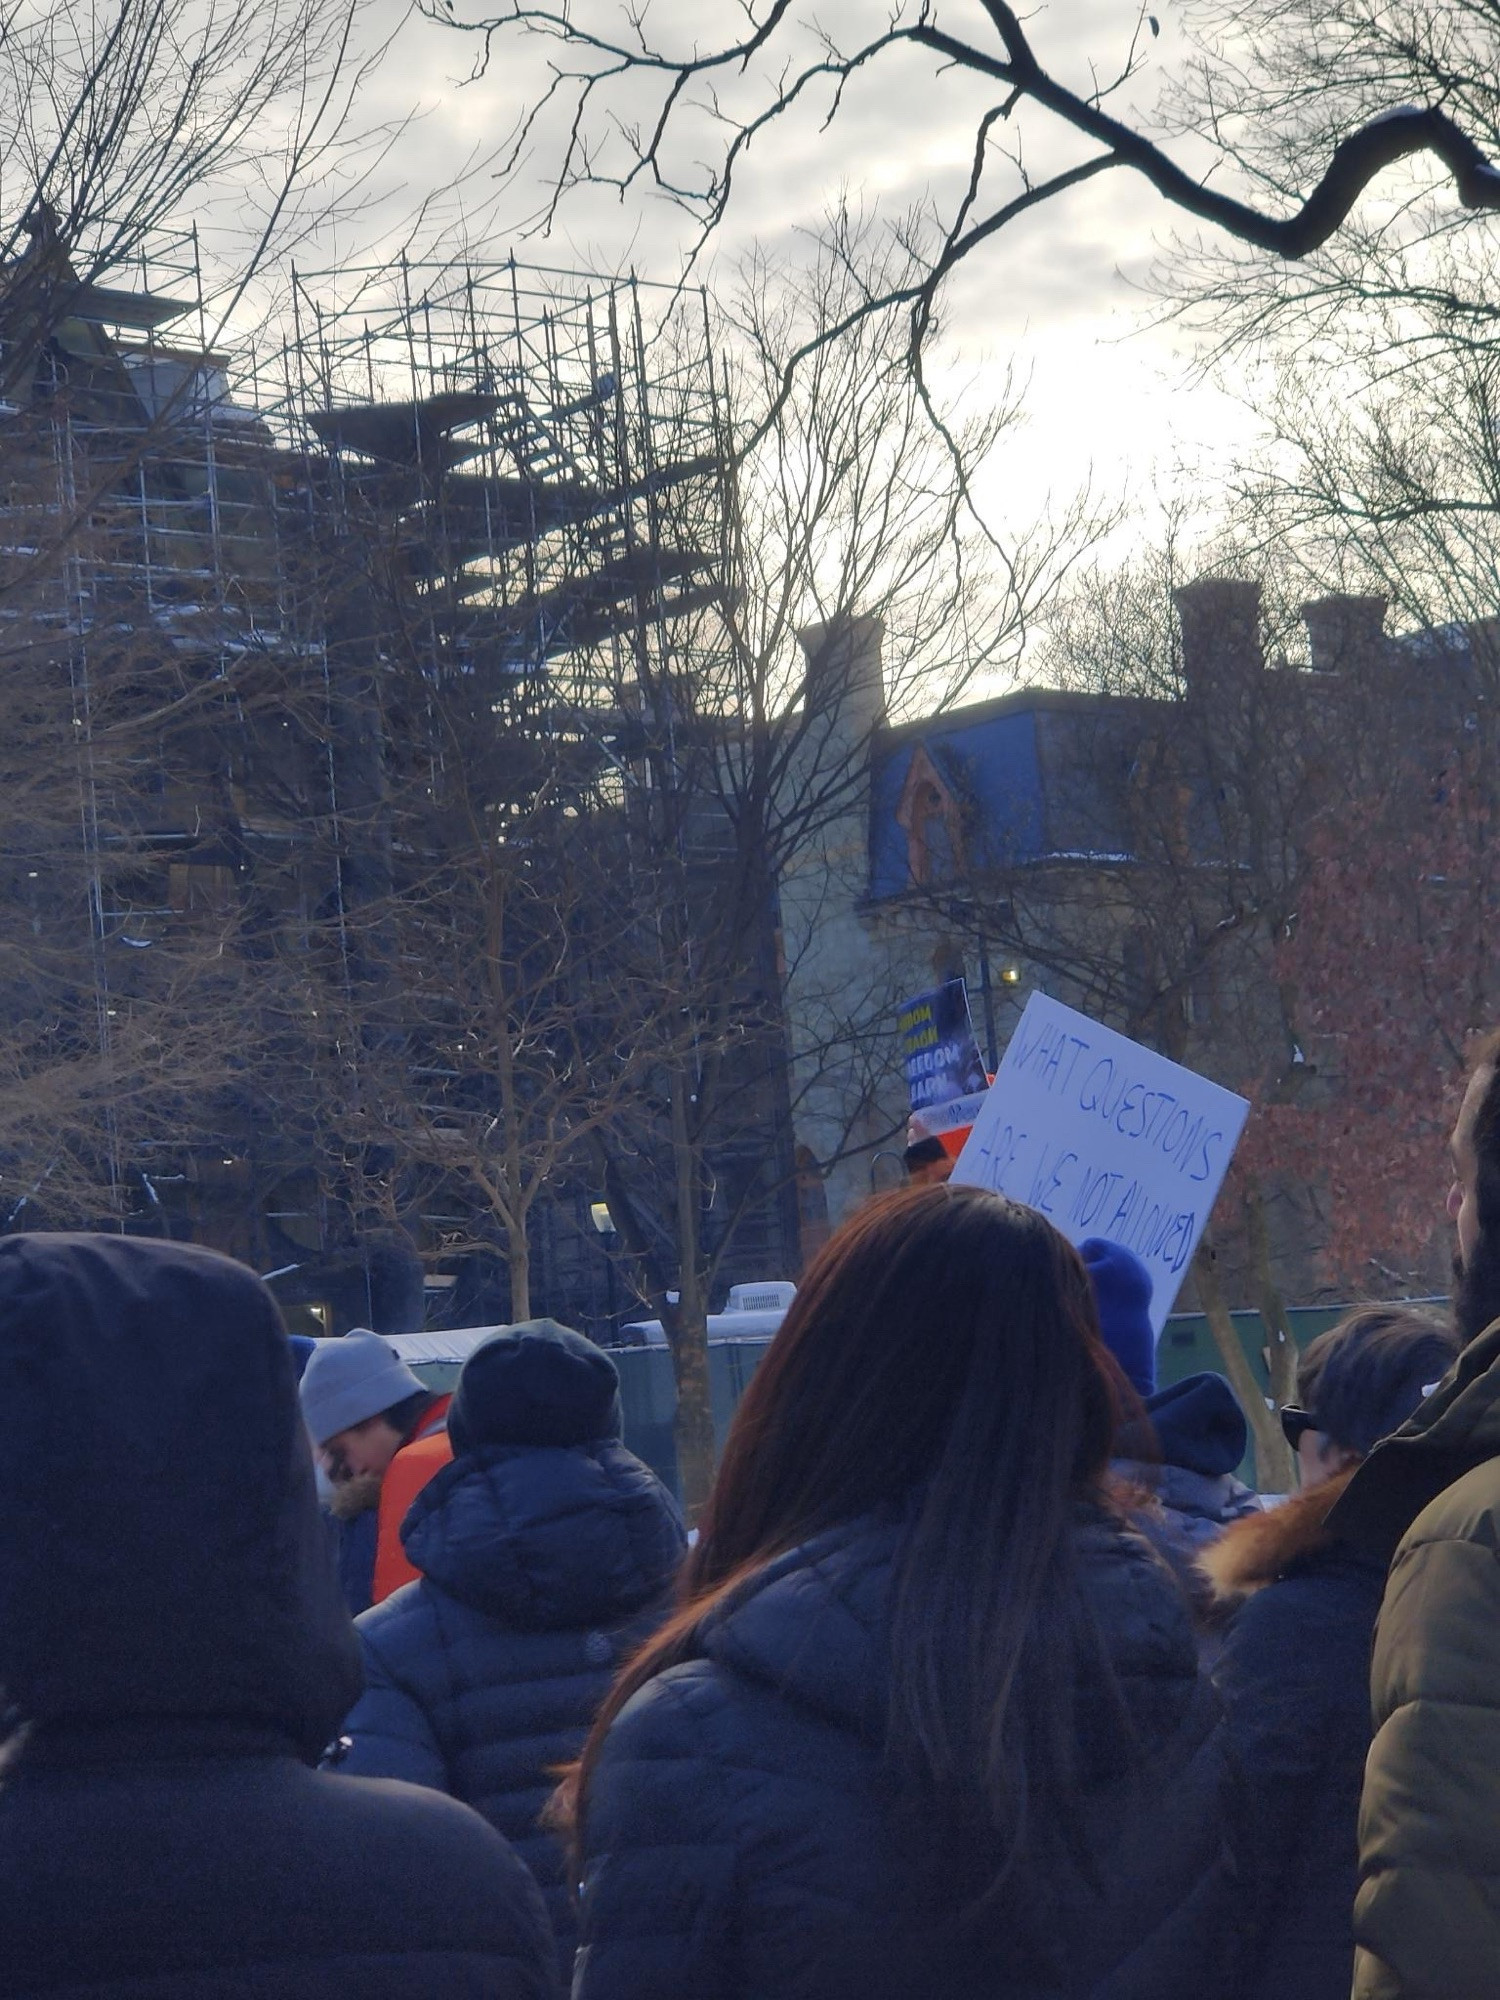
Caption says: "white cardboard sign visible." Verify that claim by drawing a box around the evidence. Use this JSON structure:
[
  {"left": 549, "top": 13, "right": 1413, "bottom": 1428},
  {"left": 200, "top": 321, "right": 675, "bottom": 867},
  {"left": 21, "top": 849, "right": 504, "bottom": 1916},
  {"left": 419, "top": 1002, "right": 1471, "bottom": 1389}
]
[{"left": 950, "top": 993, "right": 1250, "bottom": 1334}]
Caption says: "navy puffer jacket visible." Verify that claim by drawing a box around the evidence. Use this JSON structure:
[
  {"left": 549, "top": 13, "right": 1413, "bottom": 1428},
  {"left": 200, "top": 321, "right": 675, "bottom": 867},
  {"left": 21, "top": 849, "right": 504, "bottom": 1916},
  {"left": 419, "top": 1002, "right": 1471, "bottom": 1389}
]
[
  {"left": 573, "top": 1504, "right": 1234, "bottom": 2000},
  {"left": 1203, "top": 1472, "right": 1393, "bottom": 2000},
  {"left": 336, "top": 1437, "right": 684, "bottom": 1963}
]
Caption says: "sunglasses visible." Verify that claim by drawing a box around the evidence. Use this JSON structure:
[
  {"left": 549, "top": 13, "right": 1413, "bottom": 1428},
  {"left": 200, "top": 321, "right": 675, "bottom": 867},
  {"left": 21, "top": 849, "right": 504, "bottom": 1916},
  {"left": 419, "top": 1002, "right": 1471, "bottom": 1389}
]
[{"left": 1279, "top": 1405, "right": 1322, "bottom": 1450}]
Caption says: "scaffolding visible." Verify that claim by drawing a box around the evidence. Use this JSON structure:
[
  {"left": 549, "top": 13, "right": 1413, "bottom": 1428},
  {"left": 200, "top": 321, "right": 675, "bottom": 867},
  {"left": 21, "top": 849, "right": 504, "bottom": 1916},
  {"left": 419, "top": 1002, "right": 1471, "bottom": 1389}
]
[
  {"left": 0, "top": 222, "right": 759, "bottom": 1319},
  {"left": 0, "top": 233, "right": 734, "bottom": 708},
  {"left": 0, "top": 219, "right": 290, "bottom": 656},
  {"left": 0, "top": 217, "right": 306, "bottom": 1230},
  {"left": 257, "top": 255, "right": 734, "bottom": 716}
]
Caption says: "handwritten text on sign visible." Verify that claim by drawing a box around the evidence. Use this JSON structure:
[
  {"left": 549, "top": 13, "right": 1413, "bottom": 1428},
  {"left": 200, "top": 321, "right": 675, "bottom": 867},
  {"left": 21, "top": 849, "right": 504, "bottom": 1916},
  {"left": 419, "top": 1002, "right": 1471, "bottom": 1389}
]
[{"left": 950, "top": 993, "right": 1250, "bottom": 1333}]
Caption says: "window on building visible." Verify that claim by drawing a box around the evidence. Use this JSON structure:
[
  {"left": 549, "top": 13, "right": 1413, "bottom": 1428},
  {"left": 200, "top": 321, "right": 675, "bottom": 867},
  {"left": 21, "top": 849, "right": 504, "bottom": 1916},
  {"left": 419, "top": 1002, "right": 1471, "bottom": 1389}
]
[
  {"left": 918, "top": 790, "right": 960, "bottom": 883},
  {"left": 168, "top": 861, "right": 237, "bottom": 916},
  {"left": 1122, "top": 931, "right": 1158, "bottom": 1019},
  {"left": 896, "top": 746, "right": 968, "bottom": 887},
  {"left": 1185, "top": 963, "right": 1217, "bottom": 1028}
]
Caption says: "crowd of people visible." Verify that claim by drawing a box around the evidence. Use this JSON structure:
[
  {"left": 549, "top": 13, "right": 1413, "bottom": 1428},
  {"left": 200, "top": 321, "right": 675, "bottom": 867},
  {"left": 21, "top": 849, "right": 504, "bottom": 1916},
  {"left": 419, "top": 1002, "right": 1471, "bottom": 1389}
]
[{"left": 6, "top": 1032, "right": 1500, "bottom": 1997}]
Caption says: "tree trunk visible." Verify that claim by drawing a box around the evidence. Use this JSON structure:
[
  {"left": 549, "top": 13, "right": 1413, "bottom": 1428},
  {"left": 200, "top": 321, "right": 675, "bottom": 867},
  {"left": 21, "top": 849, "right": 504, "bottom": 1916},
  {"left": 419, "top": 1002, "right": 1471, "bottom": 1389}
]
[
  {"left": 1192, "top": 1242, "right": 1296, "bottom": 1493},
  {"left": 669, "top": 1072, "right": 717, "bottom": 1519},
  {"left": 506, "top": 1227, "right": 531, "bottom": 1322},
  {"left": 670, "top": 1304, "right": 717, "bottom": 1522},
  {"left": 1245, "top": 1178, "right": 1301, "bottom": 1416}
]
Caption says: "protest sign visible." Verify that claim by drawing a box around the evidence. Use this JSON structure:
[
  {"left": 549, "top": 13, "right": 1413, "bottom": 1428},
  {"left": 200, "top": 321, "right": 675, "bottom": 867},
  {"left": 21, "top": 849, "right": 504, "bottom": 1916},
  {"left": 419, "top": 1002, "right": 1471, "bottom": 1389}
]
[
  {"left": 950, "top": 993, "right": 1250, "bottom": 1332},
  {"left": 897, "top": 979, "right": 990, "bottom": 1135}
]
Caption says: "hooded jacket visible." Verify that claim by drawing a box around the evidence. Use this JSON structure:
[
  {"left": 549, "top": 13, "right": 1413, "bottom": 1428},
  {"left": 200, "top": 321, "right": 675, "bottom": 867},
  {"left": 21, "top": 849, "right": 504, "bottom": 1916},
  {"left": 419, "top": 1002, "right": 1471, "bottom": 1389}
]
[
  {"left": 572, "top": 1504, "right": 1232, "bottom": 2000},
  {"left": 334, "top": 1324, "right": 685, "bottom": 1969},
  {"left": 0, "top": 1233, "right": 557, "bottom": 2000},
  {"left": 1199, "top": 1470, "right": 1385, "bottom": 2000},
  {"left": 1114, "top": 1372, "right": 1261, "bottom": 1557},
  {"left": 1326, "top": 1317, "right": 1500, "bottom": 2000},
  {"left": 337, "top": 1441, "right": 684, "bottom": 1960}
]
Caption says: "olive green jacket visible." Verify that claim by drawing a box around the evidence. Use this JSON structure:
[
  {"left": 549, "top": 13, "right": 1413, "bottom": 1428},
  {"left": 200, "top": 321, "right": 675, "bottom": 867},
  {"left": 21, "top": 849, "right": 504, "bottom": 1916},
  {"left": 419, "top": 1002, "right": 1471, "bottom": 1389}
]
[{"left": 1328, "top": 1318, "right": 1500, "bottom": 2000}]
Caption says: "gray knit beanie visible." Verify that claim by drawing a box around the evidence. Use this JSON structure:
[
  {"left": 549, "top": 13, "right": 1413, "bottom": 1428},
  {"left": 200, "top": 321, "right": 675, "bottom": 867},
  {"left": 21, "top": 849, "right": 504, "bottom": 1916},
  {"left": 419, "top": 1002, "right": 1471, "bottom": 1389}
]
[{"left": 298, "top": 1329, "right": 424, "bottom": 1446}]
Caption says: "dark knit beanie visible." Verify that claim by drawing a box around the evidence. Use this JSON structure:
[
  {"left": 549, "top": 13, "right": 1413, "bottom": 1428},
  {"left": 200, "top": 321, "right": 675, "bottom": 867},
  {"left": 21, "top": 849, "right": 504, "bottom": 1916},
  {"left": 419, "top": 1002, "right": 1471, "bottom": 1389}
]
[
  {"left": 1080, "top": 1235, "right": 1157, "bottom": 1399},
  {"left": 447, "top": 1318, "right": 621, "bottom": 1453}
]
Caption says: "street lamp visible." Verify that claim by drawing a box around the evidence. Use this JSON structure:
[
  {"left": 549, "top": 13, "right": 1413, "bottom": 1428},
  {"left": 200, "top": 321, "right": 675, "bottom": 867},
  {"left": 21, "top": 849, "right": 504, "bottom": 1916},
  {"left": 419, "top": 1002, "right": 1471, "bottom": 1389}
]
[{"left": 590, "top": 1200, "right": 620, "bottom": 1341}]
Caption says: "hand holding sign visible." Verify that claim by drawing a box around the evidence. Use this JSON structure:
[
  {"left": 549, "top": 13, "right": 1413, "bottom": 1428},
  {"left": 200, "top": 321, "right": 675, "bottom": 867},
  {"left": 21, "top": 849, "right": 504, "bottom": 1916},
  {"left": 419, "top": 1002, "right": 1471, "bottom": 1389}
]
[{"left": 950, "top": 994, "right": 1249, "bottom": 1333}]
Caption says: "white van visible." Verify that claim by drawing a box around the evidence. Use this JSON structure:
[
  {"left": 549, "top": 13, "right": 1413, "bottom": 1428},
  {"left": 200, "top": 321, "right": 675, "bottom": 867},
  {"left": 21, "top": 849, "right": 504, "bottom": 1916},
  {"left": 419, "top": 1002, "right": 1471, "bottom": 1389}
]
[{"left": 617, "top": 1281, "right": 796, "bottom": 1349}]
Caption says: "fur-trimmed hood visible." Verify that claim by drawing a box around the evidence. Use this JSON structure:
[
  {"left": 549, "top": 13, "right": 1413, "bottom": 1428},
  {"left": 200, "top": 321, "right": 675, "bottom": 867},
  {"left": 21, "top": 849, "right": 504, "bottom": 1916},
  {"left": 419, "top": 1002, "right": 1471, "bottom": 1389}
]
[
  {"left": 328, "top": 1470, "right": 383, "bottom": 1521},
  {"left": 1198, "top": 1468, "right": 1356, "bottom": 1605}
]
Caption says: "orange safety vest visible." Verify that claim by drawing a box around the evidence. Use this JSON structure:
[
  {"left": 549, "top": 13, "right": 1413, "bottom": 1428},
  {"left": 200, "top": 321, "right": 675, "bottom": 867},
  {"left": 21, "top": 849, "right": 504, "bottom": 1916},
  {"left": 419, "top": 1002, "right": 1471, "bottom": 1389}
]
[{"left": 370, "top": 1396, "right": 452, "bottom": 1606}]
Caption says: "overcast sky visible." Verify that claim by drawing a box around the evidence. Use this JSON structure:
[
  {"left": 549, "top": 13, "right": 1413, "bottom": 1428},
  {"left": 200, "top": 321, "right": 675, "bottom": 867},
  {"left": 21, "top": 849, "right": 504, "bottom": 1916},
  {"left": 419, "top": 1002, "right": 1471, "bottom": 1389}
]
[{"left": 300, "top": 0, "right": 1264, "bottom": 562}]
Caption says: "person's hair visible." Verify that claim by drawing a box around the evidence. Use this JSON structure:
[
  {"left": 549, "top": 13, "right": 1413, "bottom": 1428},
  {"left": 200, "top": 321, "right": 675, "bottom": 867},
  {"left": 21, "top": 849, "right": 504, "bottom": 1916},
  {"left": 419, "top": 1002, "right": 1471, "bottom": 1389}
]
[
  {"left": 566, "top": 1183, "right": 1134, "bottom": 1914},
  {"left": 1296, "top": 1305, "right": 1458, "bottom": 1457},
  {"left": 1455, "top": 1028, "right": 1500, "bottom": 1343},
  {"left": 903, "top": 1134, "right": 949, "bottom": 1171},
  {"left": 379, "top": 1388, "right": 434, "bottom": 1442}
]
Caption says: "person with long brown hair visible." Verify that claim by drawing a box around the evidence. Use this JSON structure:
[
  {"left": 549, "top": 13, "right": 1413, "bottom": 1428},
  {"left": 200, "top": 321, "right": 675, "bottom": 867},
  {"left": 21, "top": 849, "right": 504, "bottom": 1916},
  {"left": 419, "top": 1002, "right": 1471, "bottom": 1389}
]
[{"left": 564, "top": 1185, "right": 1232, "bottom": 1999}]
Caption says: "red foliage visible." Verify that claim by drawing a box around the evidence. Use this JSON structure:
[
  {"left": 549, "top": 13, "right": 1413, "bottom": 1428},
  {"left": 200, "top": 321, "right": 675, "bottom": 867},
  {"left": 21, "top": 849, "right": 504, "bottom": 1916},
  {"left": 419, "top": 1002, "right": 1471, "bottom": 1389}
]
[{"left": 1240, "top": 749, "right": 1500, "bottom": 1292}]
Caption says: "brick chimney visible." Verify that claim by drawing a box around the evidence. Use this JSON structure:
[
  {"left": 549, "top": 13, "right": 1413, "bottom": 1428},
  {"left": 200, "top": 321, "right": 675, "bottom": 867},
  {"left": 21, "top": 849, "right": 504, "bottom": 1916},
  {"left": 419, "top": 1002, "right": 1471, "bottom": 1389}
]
[
  {"left": 1172, "top": 578, "right": 1263, "bottom": 699},
  {"left": 799, "top": 614, "right": 887, "bottom": 730},
  {"left": 1466, "top": 615, "right": 1500, "bottom": 678},
  {"left": 1301, "top": 593, "right": 1388, "bottom": 674}
]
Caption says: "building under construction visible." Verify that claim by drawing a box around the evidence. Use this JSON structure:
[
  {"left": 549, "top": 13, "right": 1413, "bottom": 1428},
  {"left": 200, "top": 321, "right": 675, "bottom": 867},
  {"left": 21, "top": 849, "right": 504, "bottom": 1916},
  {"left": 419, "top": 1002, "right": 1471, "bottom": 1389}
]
[{"left": 0, "top": 214, "right": 799, "bottom": 1334}]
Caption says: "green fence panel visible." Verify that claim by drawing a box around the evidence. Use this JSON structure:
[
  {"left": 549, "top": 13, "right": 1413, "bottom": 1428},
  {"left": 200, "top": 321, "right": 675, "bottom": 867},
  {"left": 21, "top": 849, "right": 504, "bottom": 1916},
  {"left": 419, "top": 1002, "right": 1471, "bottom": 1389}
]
[
  {"left": 613, "top": 1339, "right": 777, "bottom": 1497},
  {"left": 611, "top": 1302, "right": 1430, "bottom": 1502},
  {"left": 1153, "top": 1305, "right": 1350, "bottom": 1485}
]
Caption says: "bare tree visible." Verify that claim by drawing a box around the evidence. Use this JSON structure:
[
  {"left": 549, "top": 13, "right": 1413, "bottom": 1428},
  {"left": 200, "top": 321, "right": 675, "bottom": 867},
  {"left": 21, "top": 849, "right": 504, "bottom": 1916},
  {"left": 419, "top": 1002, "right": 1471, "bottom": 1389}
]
[
  {"left": 1165, "top": 0, "right": 1500, "bottom": 349},
  {"left": 425, "top": 0, "right": 1500, "bottom": 395},
  {"left": 0, "top": 0, "right": 398, "bottom": 319},
  {"left": 0, "top": 0, "right": 409, "bottom": 1247},
  {"left": 299, "top": 639, "right": 642, "bottom": 1324},
  {"left": 882, "top": 533, "right": 1373, "bottom": 1485},
  {"left": 549, "top": 217, "right": 1094, "bottom": 1511}
]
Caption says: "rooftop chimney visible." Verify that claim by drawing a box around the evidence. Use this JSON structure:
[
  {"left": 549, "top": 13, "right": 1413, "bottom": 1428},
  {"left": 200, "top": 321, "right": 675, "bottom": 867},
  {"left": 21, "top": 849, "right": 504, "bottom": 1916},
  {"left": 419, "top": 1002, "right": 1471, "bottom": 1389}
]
[
  {"left": 799, "top": 614, "right": 887, "bottom": 730},
  {"left": 1301, "top": 593, "right": 1388, "bottom": 675},
  {"left": 1172, "top": 577, "right": 1263, "bottom": 699},
  {"left": 1466, "top": 615, "right": 1500, "bottom": 678}
]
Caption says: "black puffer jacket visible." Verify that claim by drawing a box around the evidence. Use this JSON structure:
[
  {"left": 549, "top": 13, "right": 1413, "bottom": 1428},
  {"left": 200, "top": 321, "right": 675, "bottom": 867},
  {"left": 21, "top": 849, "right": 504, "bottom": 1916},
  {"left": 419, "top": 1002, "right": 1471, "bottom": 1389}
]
[
  {"left": 336, "top": 1437, "right": 684, "bottom": 1962},
  {"left": 573, "top": 1504, "right": 1232, "bottom": 2000},
  {"left": 0, "top": 1232, "right": 557, "bottom": 2000}
]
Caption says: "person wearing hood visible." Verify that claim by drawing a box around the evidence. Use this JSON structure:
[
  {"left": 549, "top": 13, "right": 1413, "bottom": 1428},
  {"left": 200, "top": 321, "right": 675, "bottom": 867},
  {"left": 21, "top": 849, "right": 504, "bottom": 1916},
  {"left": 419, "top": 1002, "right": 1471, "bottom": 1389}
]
[
  {"left": 1199, "top": 1305, "right": 1457, "bottom": 2000},
  {"left": 1082, "top": 1236, "right": 1259, "bottom": 1567},
  {"left": 1330, "top": 1028, "right": 1500, "bottom": 2000},
  {"left": 563, "top": 1186, "right": 1232, "bottom": 2000},
  {"left": 1115, "top": 1370, "right": 1260, "bottom": 1547},
  {"left": 0, "top": 1232, "right": 557, "bottom": 1999},
  {"left": 331, "top": 1318, "right": 685, "bottom": 1973}
]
